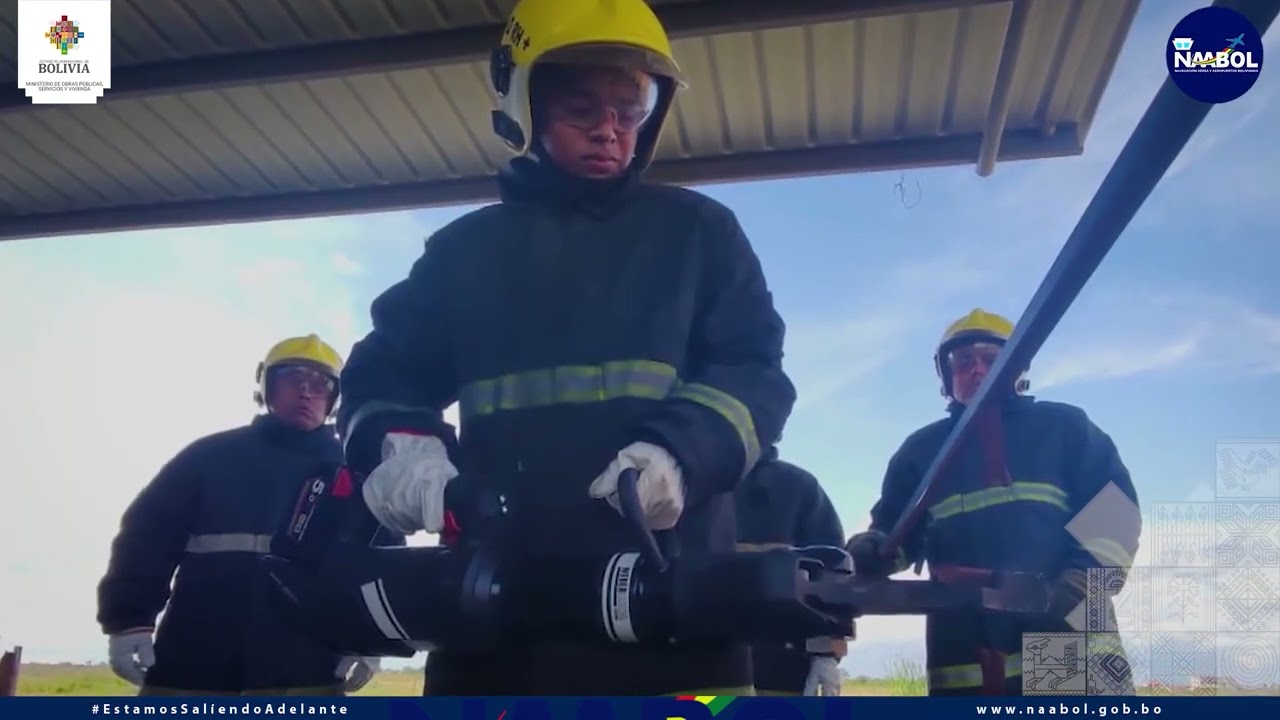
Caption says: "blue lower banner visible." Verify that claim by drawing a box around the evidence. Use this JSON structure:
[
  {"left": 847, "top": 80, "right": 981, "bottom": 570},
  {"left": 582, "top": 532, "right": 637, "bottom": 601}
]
[{"left": 1, "top": 697, "right": 1278, "bottom": 720}]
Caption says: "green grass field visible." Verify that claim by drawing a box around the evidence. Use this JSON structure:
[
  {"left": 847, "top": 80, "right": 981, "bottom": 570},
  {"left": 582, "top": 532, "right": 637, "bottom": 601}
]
[{"left": 14, "top": 661, "right": 1275, "bottom": 697}]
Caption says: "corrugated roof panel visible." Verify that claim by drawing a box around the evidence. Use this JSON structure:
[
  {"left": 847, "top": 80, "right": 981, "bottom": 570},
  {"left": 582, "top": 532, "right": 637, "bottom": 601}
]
[
  {"left": 301, "top": 77, "right": 422, "bottom": 186},
  {"left": 706, "top": 32, "right": 770, "bottom": 153},
  {"left": 136, "top": 94, "right": 288, "bottom": 196},
  {"left": 217, "top": 85, "right": 351, "bottom": 189},
  {"left": 807, "top": 22, "right": 859, "bottom": 146},
  {"left": 0, "top": 0, "right": 1144, "bottom": 239},
  {"left": 98, "top": 101, "right": 251, "bottom": 198},
  {"left": 903, "top": 9, "right": 963, "bottom": 137},
  {"left": 944, "top": 4, "right": 1008, "bottom": 133},
  {"left": 664, "top": 38, "right": 729, "bottom": 156},
  {"left": 755, "top": 26, "right": 813, "bottom": 150},
  {"left": 0, "top": 113, "right": 129, "bottom": 206},
  {"left": 179, "top": 90, "right": 318, "bottom": 193},
  {"left": 42, "top": 106, "right": 202, "bottom": 201},
  {"left": 382, "top": 66, "right": 498, "bottom": 177},
  {"left": 337, "top": 73, "right": 461, "bottom": 177}
]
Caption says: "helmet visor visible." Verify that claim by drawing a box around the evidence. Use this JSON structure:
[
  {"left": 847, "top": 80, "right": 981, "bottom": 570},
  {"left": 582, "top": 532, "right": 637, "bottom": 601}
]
[
  {"left": 947, "top": 342, "right": 1003, "bottom": 373},
  {"left": 545, "top": 74, "right": 659, "bottom": 133},
  {"left": 270, "top": 363, "right": 337, "bottom": 396},
  {"left": 535, "top": 52, "right": 662, "bottom": 133}
]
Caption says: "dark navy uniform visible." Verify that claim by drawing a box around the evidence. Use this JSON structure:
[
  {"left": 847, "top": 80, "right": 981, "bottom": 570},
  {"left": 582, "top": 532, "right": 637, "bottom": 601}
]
[
  {"left": 867, "top": 395, "right": 1141, "bottom": 695},
  {"left": 735, "top": 447, "right": 846, "bottom": 694},
  {"left": 97, "top": 414, "right": 404, "bottom": 694},
  {"left": 339, "top": 157, "right": 796, "bottom": 695}
]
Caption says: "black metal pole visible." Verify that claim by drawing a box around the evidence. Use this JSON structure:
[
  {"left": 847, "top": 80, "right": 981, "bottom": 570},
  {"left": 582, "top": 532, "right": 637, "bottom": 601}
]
[{"left": 881, "top": 0, "right": 1280, "bottom": 559}]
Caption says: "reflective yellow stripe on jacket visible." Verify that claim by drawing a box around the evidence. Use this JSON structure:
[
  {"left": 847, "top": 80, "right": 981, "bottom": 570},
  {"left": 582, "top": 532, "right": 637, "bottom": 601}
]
[
  {"left": 928, "top": 482, "right": 1070, "bottom": 521},
  {"left": 185, "top": 533, "right": 273, "bottom": 554},
  {"left": 458, "top": 360, "right": 760, "bottom": 471}
]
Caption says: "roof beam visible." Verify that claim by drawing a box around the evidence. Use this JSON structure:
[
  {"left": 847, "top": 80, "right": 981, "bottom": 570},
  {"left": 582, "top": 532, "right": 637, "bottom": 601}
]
[
  {"left": 0, "top": 126, "right": 1080, "bottom": 242},
  {"left": 0, "top": 0, "right": 1003, "bottom": 111},
  {"left": 975, "top": 0, "right": 1033, "bottom": 176}
]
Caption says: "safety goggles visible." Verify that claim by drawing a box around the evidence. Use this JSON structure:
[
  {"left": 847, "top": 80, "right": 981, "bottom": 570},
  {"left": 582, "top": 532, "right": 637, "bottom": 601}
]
[
  {"left": 273, "top": 365, "right": 336, "bottom": 395},
  {"left": 548, "top": 79, "right": 660, "bottom": 133},
  {"left": 948, "top": 343, "right": 1003, "bottom": 372}
]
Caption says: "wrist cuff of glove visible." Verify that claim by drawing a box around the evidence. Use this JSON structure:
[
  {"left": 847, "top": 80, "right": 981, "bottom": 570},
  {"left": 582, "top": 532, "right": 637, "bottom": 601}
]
[
  {"left": 344, "top": 410, "right": 458, "bottom": 475},
  {"left": 634, "top": 426, "right": 715, "bottom": 503}
]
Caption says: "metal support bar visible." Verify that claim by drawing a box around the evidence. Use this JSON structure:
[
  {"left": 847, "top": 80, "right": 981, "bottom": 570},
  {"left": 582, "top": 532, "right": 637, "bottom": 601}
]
[
  {"left": 0, "top": 0, "right": 1002, "bottom": 112},
  {"left": 882, "top": 0, "right": 1280, "bottom": 559},
  {"left": 976, "top": 0, "right": 1034, "bottom": 176}
]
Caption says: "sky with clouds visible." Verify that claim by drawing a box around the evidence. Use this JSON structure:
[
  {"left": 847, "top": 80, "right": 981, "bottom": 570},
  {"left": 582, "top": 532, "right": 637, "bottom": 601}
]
[{"left": 1, "top": 0, "right": 1278, "bottom": 683}]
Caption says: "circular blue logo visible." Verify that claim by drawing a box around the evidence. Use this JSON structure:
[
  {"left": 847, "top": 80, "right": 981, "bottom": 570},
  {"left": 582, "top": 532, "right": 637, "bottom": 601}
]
[{"left": 1166, "top": 6, "right": 1264, "bottom": 104}]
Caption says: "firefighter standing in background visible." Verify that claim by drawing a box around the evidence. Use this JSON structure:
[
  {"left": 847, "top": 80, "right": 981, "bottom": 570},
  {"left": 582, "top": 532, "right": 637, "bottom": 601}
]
[
  {"left": 846, "top": 309, "right": 1141, "bottom": 696},
  {"left": 97, "top": 335, "right": 397, "bottom": 696},
  {"left": 337, "top": 0, "right": 795, "bottom": 696},
  {"left": 735, "top": 445, "right": 849, "bottom": 696}
]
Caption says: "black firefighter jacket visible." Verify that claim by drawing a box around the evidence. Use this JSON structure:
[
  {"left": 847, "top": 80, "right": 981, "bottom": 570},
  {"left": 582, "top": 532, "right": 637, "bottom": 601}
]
[
  {"left": 867, "top": 395, "right": 1141, "bottom": 696},
  {"left": 96, "top": 414, "right": 405, "bottom": 693},
  {"left": 735, "top": 447, "right": 846, "bottom": 694},
  {"left": 338, "top": 157, "right": 797, "bottom": 696}
]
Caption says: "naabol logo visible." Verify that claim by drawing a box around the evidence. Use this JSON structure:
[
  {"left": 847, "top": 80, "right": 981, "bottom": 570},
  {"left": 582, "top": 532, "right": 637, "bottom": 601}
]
[{"left": 1165, "top": 6, "right": 1264, "bottom": 104}]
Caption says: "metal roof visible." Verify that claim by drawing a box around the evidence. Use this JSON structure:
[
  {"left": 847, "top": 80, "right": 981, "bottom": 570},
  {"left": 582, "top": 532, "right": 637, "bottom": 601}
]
[{"left": 0, "top": 0, "right": 1140, "bottom": 241}]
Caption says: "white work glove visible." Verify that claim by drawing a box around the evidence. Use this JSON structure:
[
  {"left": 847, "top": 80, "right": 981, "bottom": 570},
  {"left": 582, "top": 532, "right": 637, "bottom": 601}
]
[
  {"left": 336, "top": 655, "right": 380, "bottom": 693},
  {"left": 107, "top": 629, "right": 155, "bottom": 687},
  {"left": 803, "top": 656, "right": 842, "bottom": 696},
  {"left": 362, "top": 433, "right": 458, "bottom": 535},
  {"left": 588, "top": 441, "right": 685, "bottom": 530}
]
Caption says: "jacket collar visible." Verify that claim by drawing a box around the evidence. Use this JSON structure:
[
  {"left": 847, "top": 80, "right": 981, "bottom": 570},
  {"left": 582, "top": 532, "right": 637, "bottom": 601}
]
[
  {"left": 497, "top": 155, "right": 639, "bottom": 218},
  {"left": 946, "top": 393, "right": 1035, "bottom": 418},
  {"left": 251, "top": 413, "right": 339, "bottom": 455}
]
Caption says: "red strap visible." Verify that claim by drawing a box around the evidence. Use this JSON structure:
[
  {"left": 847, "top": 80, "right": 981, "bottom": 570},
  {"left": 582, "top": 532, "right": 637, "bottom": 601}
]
[
  {"left": 977, "top": 648, "right": 1007, "bottom": 695},
  {"left": 440, "top": 510, "right": 462, "bottom": 547},
  {"left": 331, "top": 467, "right": 354, "bottom": 498},
  {"left": 976, "top": 404, "right": 1013, "bottom": 488}
]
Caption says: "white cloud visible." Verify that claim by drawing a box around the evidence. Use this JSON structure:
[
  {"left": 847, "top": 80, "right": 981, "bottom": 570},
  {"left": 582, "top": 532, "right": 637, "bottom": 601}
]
[
  {"left": 1035, "top": 337, "right": 1199, "bottom": 391},
  {"left": 784, "top": 311, "right": 913, "bottom": 411},
  {"left": 0, "top": 211, "right": 436, "bottom": 663},
  {"left": 1033, "top": 290, "right": 1280, "bottom": 391},
  {"left": 330, "top": 252, "right": 364, "bottom": 277}
]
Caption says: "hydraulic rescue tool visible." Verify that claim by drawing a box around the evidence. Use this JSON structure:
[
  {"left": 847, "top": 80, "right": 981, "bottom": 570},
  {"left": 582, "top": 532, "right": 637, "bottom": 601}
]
[{"left": 262, "top": 466, "right": 1052, "bottom": 659}]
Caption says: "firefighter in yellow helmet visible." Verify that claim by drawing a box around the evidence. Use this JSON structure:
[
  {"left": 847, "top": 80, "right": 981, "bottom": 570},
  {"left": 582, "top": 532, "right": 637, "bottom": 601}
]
[
  {"left": 340, "top": 0, "right": 793, "bottom": 696},
  {"left": 98, "top": 335, "right": 402, "bottom": 696},
  {"left": 846, "top": 310, "right": 1141, "bottom": 696}
]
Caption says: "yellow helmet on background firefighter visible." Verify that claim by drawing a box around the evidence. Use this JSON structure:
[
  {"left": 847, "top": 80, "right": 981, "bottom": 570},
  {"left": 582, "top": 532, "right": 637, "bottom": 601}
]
[
  {"left": 933, "top": 309, "right": 1030, "bottom": 400},
  {"left": 488, "top": 0, "right": 689, "bottom": 172},
  {"left": 253, "top": 334, "right": 344, "bottom": 414}
]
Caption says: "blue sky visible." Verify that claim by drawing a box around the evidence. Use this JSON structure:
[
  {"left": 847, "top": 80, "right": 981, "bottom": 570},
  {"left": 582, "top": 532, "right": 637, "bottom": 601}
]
[{"left": 0, "top": 0, "right": 1277, "bottom": 678}]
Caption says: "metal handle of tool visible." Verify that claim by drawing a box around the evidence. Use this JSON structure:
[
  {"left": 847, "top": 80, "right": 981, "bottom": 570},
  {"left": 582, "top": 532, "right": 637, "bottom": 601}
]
[
  {"left": 616, "top": 467, "right": 672, "bottom": 573},
  {"left": 879, "top": 0, "right": 1280, "bottom": 563}
]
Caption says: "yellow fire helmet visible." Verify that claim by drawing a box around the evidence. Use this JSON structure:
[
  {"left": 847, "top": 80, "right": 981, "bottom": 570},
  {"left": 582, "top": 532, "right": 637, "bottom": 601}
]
[
  {"left": 253, "top": 334, "right": 344, "bottom": 413},
  {"left": 489, "top": 0, "right": 689, "bottom": 172},
  {"left": 933, "top": 308, "right": 1030, "bottom": 400}
]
